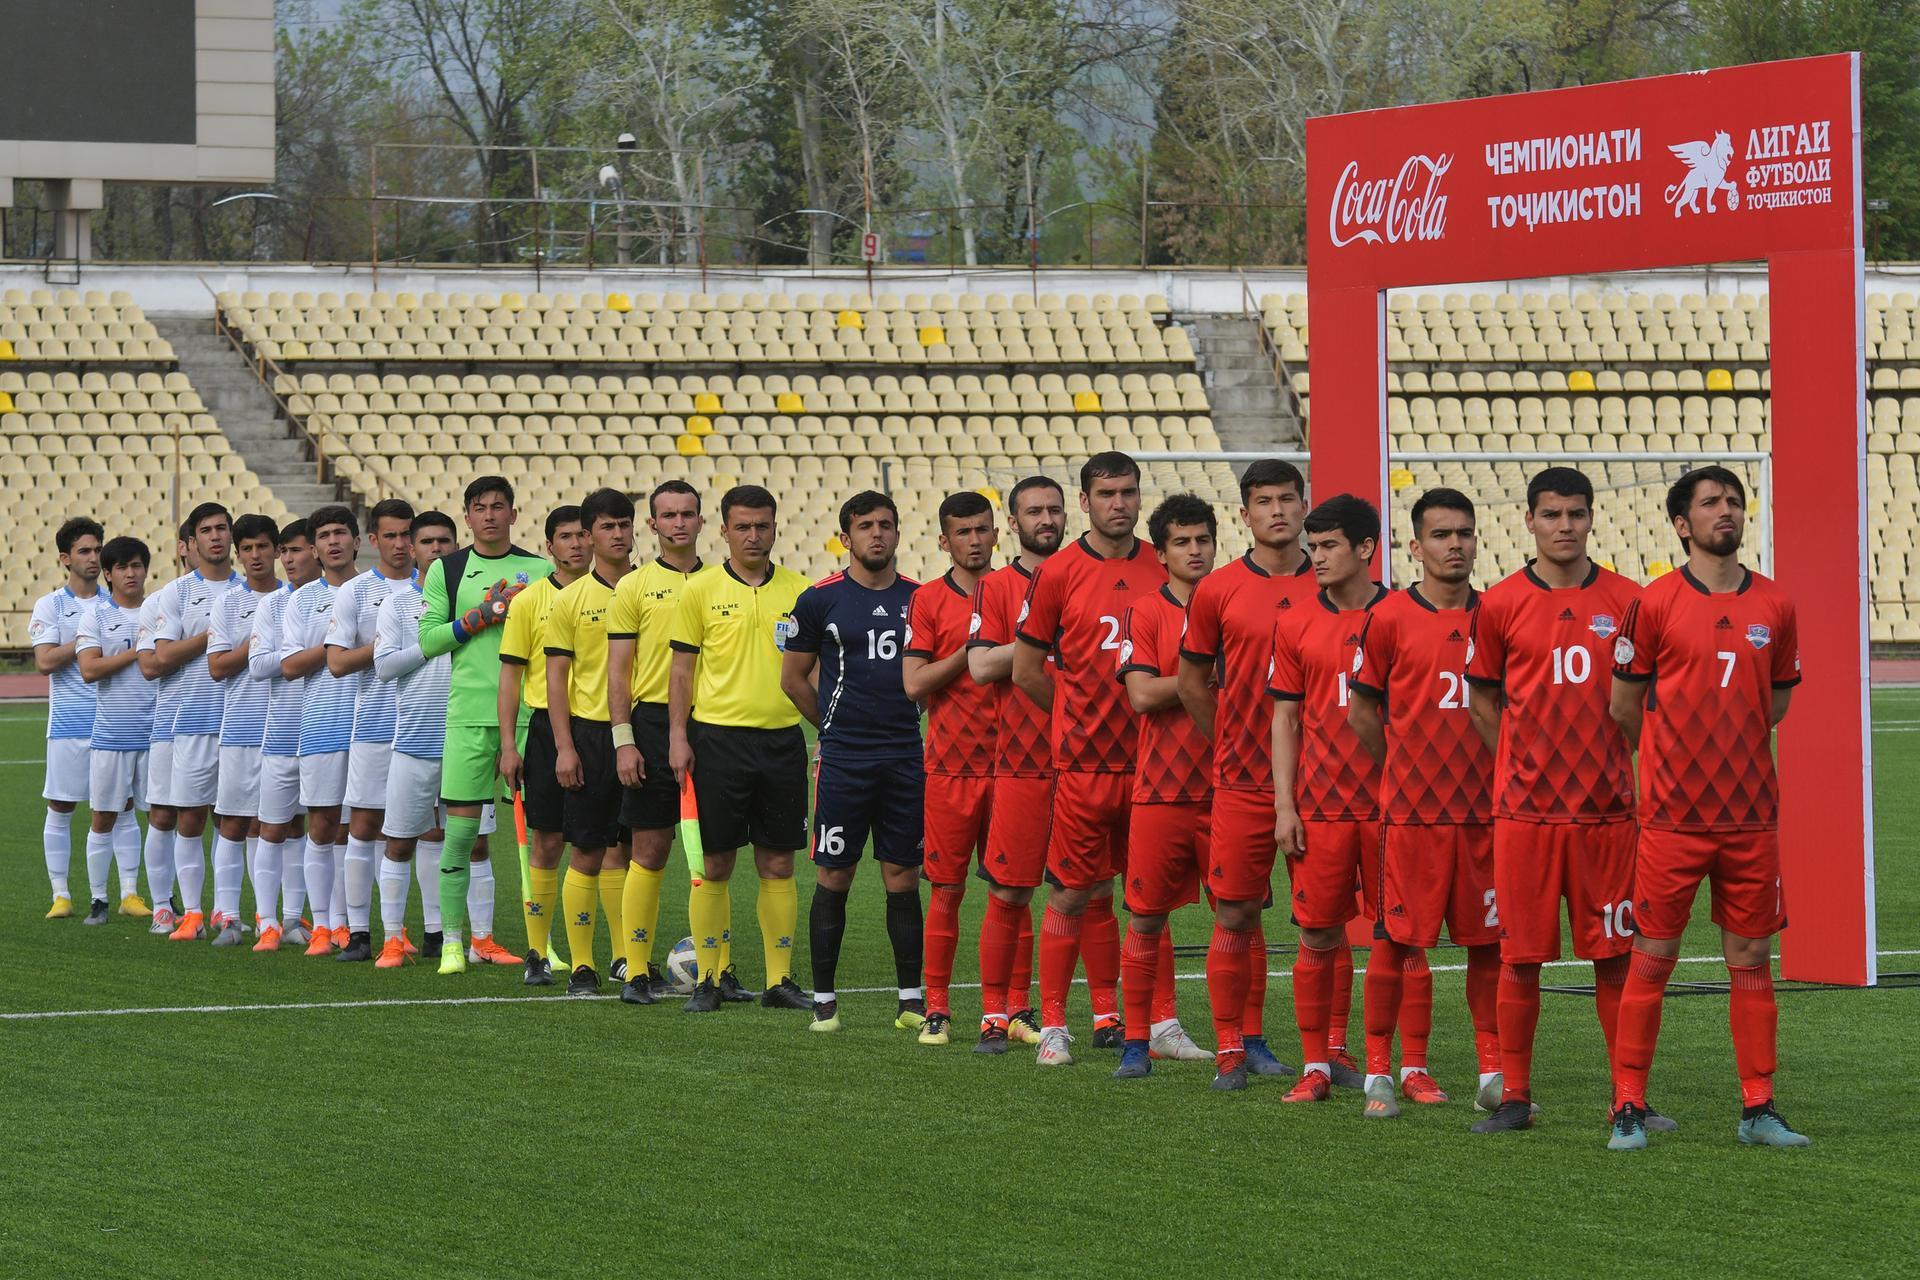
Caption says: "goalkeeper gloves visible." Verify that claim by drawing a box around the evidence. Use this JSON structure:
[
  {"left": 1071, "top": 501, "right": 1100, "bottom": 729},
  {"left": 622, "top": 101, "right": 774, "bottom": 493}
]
[{"left": 454, "top": 578, "right": 527, "bottom": 640}]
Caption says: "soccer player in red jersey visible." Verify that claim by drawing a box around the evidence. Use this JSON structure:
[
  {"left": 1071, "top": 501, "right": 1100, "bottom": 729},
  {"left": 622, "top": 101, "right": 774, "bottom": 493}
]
[
  {"left": 1348, "top": 488, "right": 1500, "bottom": 1118},
  {"left": 902, "top": 490, "right": 1000, "bottom": 1046},
  {"left": 1178, "top": 457, "right": 1317, "bottom": 1087},
  {"left": 1606, "top": 466, "right": 1808, "bottom": 1150},
  {"left": 1014, "top": 452, "right": 1168, "bottom": 1066},
  {"left": 1465, "top": 466, "right": 1651, "bottom": 1135},
  {"left": 1268, "top": 494, "right": 1388, "bottom": 1103},
  {"left": 966, "top": 477, "right": 1067, "bottom": 1052},
  {"left": 1112, "top": 494, "right": 1219, "bottom": 1079}
]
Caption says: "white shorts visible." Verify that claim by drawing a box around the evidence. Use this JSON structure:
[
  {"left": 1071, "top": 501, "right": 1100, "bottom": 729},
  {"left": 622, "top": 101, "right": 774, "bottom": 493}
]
[
  {"left": 90, "top": 748, "right": 148, "bottom": 813},
  {"left": 344, "top": 740, "right": 393, "bottom": 812},
  {"left": 171, "top": 733, "right": 220, "bottom": 808},
  {"left": 480, "top": 802, "right": 498, "bottom": 838},
  {"left": 299, "top": 749, "right": 349, "bottom": 809},
  {"left": 147, "top": 739, "right": 175, "bottom": 808},
  {"left": 382, "top": 751, "right": 444, "bottom": 840},
  {"left": 215, "top": 745, "right": 262, "bottom": 817},
  {"left": 258, "top": 752, "right": 303, "bottom": 825},
  {"left": 43, "top": 738, "right": 90, "bottom": 803}
]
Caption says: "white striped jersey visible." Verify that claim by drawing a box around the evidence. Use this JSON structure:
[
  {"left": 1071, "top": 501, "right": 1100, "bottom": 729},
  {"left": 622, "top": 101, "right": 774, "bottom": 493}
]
[
  {"left": 30, "top": 586, "right": 100, "bottom": 740},
  {"left": 77, "top": 598, "right": 154, "bottom": 752},
  {"left": 250, "top": 586, "right": 302, "bottom": 757},
  {"left": 374, "top": 577, "right": 449, "bottom": 760},
  {"left": 208, "top": 583, "right": 279, "bottom": 748},
  {"left": 326, "top": 568, "right": 409, "bottom": 744},
  {"left": 283, "top": 577, "right": 356, "bottom": 756},
  {"left": 136, "top": 591, "right": 178, "bottom": 745},
  {"left": 154, "top": 569, "right": 243, "bottom": 737}
]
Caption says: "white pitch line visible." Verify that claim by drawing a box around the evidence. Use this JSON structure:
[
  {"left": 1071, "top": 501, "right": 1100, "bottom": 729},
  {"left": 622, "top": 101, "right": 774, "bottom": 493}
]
[{"left": 5, "top": 950, "right": 1915, "bottom": 1023}]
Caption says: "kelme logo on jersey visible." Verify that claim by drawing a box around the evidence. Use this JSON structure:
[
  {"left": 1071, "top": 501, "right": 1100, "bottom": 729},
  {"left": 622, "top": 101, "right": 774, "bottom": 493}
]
[
  {"left": 1588, "top": 614, "right": 1617, "bottom": 638},
  {"left": 1747, "top": 623, "right": 1772, "bottom": 650},
  {"left": 772, "top": 615, "right": 797, "bottom": 650}
]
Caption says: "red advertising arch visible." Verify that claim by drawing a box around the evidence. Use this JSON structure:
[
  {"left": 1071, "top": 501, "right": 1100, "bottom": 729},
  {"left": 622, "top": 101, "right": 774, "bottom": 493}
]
[{"left": 1306, "top": 54, "right": 1874, "bottom": 985}]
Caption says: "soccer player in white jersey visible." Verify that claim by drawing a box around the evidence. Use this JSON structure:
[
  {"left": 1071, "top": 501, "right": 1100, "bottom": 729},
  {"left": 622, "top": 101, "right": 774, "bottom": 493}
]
[
  {"left": 251, "top": 520, "right": 320, "bottom": 950},
  {"left": 206, "top": 515, "right": 284, "bottom": 946},
  {"left": 149, "top": 503, "right": 240, "bottom": 942},
  {"left": 76, "top": 537, "right": 155, "bottom": 925},
  {"left": 325, "top": 499, "right": 416, "bottom": 964},
  {"left": 281, "top": 505, "right": 362, "bottom": 955},
  {"left": 33, "top": 516, "right": 106, "bottom": 919},
  {"left": 136, "top": 523, "right": 198, "bottom": 933}
]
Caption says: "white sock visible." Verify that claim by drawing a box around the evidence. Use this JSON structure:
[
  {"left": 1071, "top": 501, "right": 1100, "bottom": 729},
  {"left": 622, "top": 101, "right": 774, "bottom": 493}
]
[
  {"left": 44, "top": 809, "right": 73, "bottom": 899},
  {"left": 416, "top": 840, "right": 443, "bottom": 932},
  {"left": 212, "top": 837, "right": 247, "bottom": 923},
  {"left": 378, "top": 856, "right": 411, "bottom": 941},
  {"left": 344, "top": 837, "right": 378, "bottom": 932},
  {"left": 1479, "top": 1070, "right": 1501, "bottom": 1087},
  {"left": 112, "top": 810, "right": 142, "bottom": 900},
  {"left": 145, "top": 826, "right": 175, "bottom": 910},
  {"left": 174, "top": 832, "right": 205, "bottom": 914},
  {"left": 1150, "top": 1016, "right": 1179, "bottom": 1040},
  {"left": 303, "top": 837, "right": 333, "bottom": 928},
  {"left": 1367, "top": 1072, "right": 1393, "bottom": 1090},
  {"left": 85, "top": 830, "right": 114, "bottom": 902},
  {"left": 327, "top": 843, "right": 347, "bottom": 930},
  {"left": 817, "top": 990, "right": 837, "bottom": 1004},
  {"left": 468, "top": 856, "right": 495, "bottom": 937},
  {"left": 899, "top": 986, "right": 923, "bottom": 1002},
  {"left": 254, "top": 837, "right": 283, "bottom": 928},
  {"left": 1305, "top": 1061, "right": 1331, "bottom": 1079},
  {"left": 280, "top": 841, "right": 307, "bottom": 924}
]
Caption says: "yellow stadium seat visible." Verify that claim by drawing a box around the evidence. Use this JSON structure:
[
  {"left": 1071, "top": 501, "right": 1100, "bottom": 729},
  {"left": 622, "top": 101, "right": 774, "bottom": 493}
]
[
  {"left": 606, "top": 294, "right": 633, "bottom": 314},
  {"left": 1647, "top": 560, "right": 1674, "bottom": 578},
  {"left": 1705, "top": 368, "right": 1734, "bottom": 391},
  {"left": 675, "top": 434, "right": 705, "bottom": 456},
  {"left": 1567, "top": 370, "right": 1596, "bottom": 392},
  {"left": 0, "top": 341, "right": 14, "bottom": 360},
  {"left": 1388, "top": 468, "right": 1414, "bottom": 491},
  {"left": 694, "top": 391, "right": 722, "bottom": 415},
  {"left": 1072, "top": 390, "right": 1102, "bottom": 413},
  {"left": 686, "top": 414, "right": 713, "bottom": 437},
  {"left": 918, "top": 326, "right": 945, "bottom": 347},
  {"left": 837, "top": 310, "right": 865, "bottom": 331},
  {"left": 977, "top": 485, "right": 1000, "bottom": 506},
  {"left": 776, "top": 391, "right": 805, "bottom": 414},
  {"left": 0, "top": 392, "right": 10, "bottom": 413},
  {"left": 826, "top": 534, "right": 847, "bottom": 557}
]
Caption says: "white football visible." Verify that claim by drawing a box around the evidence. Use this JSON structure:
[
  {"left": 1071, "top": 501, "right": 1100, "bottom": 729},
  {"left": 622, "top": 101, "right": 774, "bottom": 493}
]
[{"left": 666, "top": 936, "right": 700, "bottom": 994}]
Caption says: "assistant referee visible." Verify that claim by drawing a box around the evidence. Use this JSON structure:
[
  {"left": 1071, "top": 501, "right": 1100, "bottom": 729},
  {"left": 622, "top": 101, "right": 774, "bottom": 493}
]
[{"left": 668, "top": 483, "right": 812, "bottom": 1014}]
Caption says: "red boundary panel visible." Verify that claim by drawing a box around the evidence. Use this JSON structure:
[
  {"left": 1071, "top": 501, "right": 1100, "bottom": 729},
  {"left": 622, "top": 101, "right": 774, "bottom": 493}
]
[{"left": 1305, "top": 54, "right": 1874, "bottom": 985}]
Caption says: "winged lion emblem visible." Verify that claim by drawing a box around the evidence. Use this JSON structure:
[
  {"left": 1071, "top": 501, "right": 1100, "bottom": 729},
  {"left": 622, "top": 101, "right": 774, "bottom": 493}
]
[{"left": 1665, "top": 132, "right": 1739, "bottom": 216}]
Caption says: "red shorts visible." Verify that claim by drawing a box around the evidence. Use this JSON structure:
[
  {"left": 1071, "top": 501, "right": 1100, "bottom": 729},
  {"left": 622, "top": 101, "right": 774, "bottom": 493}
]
[
  {"left": 1047, "top": 771, "right": 1130, "bottom": 890},
  {"left": 1381, "top": 823, "right": 1498, "bottom": 949},
  {"left": 982, "top": 774, "right": 1051, "bottom": 889},
  {"left": 923, "top": 772, "right": 992, "bottom": 886},
  {"left": 1285, "top": 819, "right": 1380, "bottom": 931},
  {"left": 1492, "top": 817, "right": 1637, "bottom": 963},
  {"left": 1124, "top": 799, "right": 1210, "bottom": 916},
  {"left": 1634, "top": 826, "right": 1785, "bottom": 941},
  {"left": 1208, "top": 787, "right": 1277, "bottom": 903}
]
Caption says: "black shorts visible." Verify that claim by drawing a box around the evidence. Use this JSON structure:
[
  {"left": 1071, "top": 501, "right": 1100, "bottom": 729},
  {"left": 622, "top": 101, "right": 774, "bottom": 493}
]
[
  {"left": 689, "top": 720, "right": 808, "bottom": 853},
  {"left": 561, "top": 716, "right": 626, "bottom": 852},
  {"left": 522, "top": 709, "right": 563, "bottom": 833},
  {"left": 618, "top": 701, "right": 678, "bottom": 832},
  {"left": 811, "top": 755, "right": 925, "bottom": 869}
]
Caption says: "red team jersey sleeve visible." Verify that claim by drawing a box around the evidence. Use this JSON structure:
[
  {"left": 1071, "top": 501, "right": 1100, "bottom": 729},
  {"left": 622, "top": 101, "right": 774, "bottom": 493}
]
[
  {"left": 907, "top": 573, "right": 997, "bottom": 777},
  {"left": 1613, "top": 567, "right": 1801, "bottom": 832},
  {"left": 1354, "top": 588, "right": 1492, "bottom": 824},
  {"left": 1267, "top": 589, "right": 1385, "bottom": 821},
  {"left": 1118, "top": 588, "right": 1211, "bottom": 803},
  {"left": 969, "top": 564, "right": 1051, "bottom": 777},
  {"left": 1179, "top": 555, "right": 1316, "bottom": 792}
]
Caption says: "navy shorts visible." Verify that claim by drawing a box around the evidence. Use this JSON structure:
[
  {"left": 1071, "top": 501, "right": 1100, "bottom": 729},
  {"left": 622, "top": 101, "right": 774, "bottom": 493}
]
[{"left": 810, "top": 755, "right": 925, "bottom": 869}]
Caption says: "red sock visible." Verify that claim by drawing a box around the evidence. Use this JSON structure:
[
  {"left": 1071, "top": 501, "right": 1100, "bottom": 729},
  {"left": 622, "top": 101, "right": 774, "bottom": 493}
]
[
  {"left": 1399, "top": 948, "right": 1433, "bottom": 1068},
  {"left": 1362, "top": 941, "right": 1405, "bottom": 1076},
  {"left": 923, "top": 882, "right": 965, "bottom": 1017},
  {"left": 1466, "top": 944, "right": 1502, "bottom": 1074},
  {"left": 1593, "top": 952, "right": 1629, "bottom": 1071},
  {"left": 1038, "top": 905, "right": 1083, "bottom": 1029},
  {"left": 1295, "top": 944, "right": 1337, "bottom": 1068},
  {"left": 1611, "top": 949, "right": 1675, "bottom": 1109},
  {"left": 1243, "top": 926, "right": 1268, "bottom": 1037},
  {"left": 977, "top": 895, "right": 1021, "bottom": 1024},
  {"left": 1082, "top": 896, "right": 1120, "bottom": 1025},
  {"left": 1151, "top": 927, "right": 1179, "bottom": 1026},
  {"left": 1329, "top": 940, "right": 1354, "bottom": 1050},
  {"left": 1728, "top": 963, "right": 1779, "bottom": 1108},
  {"left": 1206, "top": 925, "right": 1252, "bottom": 1054},
  {"left": 1497, "top": 962, "right": 1542, "bottom": 1103},
  {"left": 1010, "top": 905, "right": 1035, "bottom": 1014},
  {"left": 1121, "top": 927, "right": 1158, "bottom": 1044}
]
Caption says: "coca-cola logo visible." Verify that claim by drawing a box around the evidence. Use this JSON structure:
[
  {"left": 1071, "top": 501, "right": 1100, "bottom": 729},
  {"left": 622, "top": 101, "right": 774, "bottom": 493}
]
[{"left": 1329, "top": 154, "right": 1453, "bottom": 248}]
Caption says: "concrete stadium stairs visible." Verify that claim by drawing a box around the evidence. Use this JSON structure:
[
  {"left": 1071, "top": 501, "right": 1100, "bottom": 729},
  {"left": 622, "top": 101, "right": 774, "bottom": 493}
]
[{"left": 1186, "top": 314, "right": 1301, "bottom": 457}]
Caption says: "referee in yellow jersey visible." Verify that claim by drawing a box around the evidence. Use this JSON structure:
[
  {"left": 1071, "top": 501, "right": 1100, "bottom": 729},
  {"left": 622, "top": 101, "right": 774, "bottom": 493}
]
[
  {"left": 669, "top": 483, "right": 813, "bottom": 1014},
  {"left": 606, "top": 479, "right": 737, "bottom": 1006},
  {"left": 544, "top": 488, "right": 634, "bottom": 997}
]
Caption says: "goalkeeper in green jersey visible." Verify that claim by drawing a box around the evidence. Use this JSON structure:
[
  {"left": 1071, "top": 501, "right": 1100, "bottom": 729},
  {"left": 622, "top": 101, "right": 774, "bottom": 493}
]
[{"left": 418, "top": 475, "right": 552, "bottom": 974}]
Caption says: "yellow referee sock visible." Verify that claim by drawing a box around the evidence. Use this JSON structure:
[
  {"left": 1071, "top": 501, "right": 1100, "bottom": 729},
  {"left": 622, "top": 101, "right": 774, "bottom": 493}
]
[
  {"left": 689, "top": 876, "right": 730, "bottom": 982},
  {"left": 718, "top": 880, "right": 734, "bottom": 974},
  {"left": 757, "top": 875, "right": 798, "bottom": 988},
  {"left": 623, "top": 864, "right": 665, "bottom": 977},
  {"left": 562, "top": 868, "right": 598, "bottom": 974},
  {"left": 525, "top": 865, "right": 559, "bottom": 955},
  {"left": 598, "top": 866, "right": 626, "bottom": 968}
]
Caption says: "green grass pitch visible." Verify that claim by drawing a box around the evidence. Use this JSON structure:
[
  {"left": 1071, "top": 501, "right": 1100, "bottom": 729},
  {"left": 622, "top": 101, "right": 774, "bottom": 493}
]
[{"left": 0, "top": 694, "right": 1915, "bottom": 1278}]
